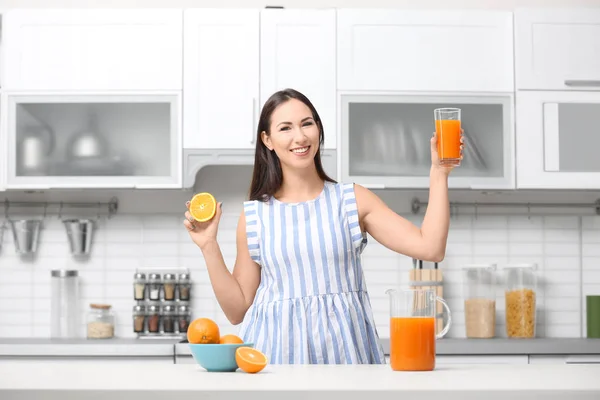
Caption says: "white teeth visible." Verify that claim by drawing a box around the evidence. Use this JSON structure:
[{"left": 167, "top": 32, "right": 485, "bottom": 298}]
[{"left": 292, "top": 147, "right": 309, "bottom": 154}]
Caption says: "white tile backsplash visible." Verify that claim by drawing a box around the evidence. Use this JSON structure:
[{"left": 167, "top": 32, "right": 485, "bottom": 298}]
[{"left": 0, "top": 196, "right": 598, "bottom": 340}]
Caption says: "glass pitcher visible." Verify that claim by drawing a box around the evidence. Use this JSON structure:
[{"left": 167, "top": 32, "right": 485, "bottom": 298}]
[{"left": 386, "top": 288, "right": 451, "bottom": 371}]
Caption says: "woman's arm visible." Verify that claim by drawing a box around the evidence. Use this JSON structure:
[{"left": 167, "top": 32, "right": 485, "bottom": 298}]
[
  {"left": 355, "top": 135, "right": 456, "bottom": 262},
  {"left": 189, "top": 211, "right": 261, "bottom": 325}
]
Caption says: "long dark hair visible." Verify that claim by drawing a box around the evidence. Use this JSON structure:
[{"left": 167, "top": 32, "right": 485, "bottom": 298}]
[{"left": 248, "top": 88, "right": 336, "bottom": 202}]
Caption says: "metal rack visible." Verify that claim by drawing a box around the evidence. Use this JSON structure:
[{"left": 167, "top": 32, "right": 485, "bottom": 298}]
[
  {"left": 411, "top": 197, "right": 600, "bottom": 217},
  {"left": 2, "top": 197, "right": 119, "bottom": 218}
]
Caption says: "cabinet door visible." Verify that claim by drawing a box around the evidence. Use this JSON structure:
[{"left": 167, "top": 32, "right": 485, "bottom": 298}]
[
  {"left": 515, "top": 9, "right": 600, "bottom": 90},
  {"left": 183, "top": 9, "right": 259, "bottom": 150},
  {"left": 3, "top": 9, "right": 183, "bottom": 91},
  {"left": 5, "top": 92, "right": 182, "bottom": 189},
  {"left": 516, "top": 91, "right": 600, "bottom": 189},
  {"left": 341, "top": 93, "right": 515, "bottom": 189},
  {"left": 260, "top": 9, "right": 336, "bottom": 149},
  {"left": 337, "top": 10, "right": 513, "bottom": 92}
]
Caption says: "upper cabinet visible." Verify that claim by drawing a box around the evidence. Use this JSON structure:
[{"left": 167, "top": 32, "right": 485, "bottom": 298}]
[
  {"left": 3, "top": 9, "right": 183, "bottom": 91},
  {"left": 337, "top": 10, "right": 514, "bottom": 92},
  {"left": 260, "top": 9, "right": 336, "bottom": 149},
  {"left": 183, "top": 9, "right": 259, "bottom": 150},
  {"left": 515, "top": 9, "right": 600, "bottom": 91}
]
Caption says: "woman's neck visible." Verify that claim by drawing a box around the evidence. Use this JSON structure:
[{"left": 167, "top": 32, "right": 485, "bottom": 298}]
[{"left": 276, "top": 165, "right": 324, "bottom": 203}]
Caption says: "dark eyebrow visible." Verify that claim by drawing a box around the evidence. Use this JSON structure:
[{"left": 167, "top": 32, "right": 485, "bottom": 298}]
[{"left": 276, "top": 117, "right": 314, "bottom": 127}]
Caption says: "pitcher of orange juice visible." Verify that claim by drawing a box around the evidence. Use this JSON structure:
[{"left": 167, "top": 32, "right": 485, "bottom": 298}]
[{"left": 385, "top": 288, "right": 451, "bottom": 371}]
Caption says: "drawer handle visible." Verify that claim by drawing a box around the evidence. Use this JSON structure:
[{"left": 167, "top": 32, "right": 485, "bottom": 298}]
[{"left": 564, "top": 80, "right": 600, "bottom": 87}]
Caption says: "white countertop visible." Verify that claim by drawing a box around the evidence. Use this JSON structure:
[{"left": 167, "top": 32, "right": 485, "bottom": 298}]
[{"left": 1, "top": 361, "right": 599, "bottom": 400}]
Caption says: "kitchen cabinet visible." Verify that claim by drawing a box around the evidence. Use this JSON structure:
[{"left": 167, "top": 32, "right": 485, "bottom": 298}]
[
  {"left": 515, "top": 9, "right": 600, "bottom": 91},
  {"left": 3, "top": 9, "right": 183, "bottom": 91},
  {"left": 260, "top": 9, "right": 336, "bottom": 149},
  {"left": 340, "top": 93, "right": 515, "bottom": 189},
  {"left": 4, "top": 92, "right": 182, "bottom": 189},
  {"left": 337, "top": 10, "right": 513, "bottom": 92},
  {"left": 183, "top": 9, "right": 259, "bottom": 150},
  {"left": 516, "top": 91, "right": 600, "bottom": 189}
]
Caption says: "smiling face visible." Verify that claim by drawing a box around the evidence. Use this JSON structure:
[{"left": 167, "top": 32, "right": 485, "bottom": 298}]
[{"left": 261, "top": 98, "right": 321, "bottom": 172}]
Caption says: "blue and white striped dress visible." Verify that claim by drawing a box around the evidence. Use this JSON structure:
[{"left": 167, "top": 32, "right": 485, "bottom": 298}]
[{"left": 238, "top": 181, "right": 386, "bottom": 364}]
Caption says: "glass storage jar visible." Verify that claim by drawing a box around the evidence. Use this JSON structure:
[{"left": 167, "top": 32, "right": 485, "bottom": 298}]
[
  {"left": 147, "top": 305, "right": 160, "bottom": 333},
  {"left": 162, "top": 305, "right": 176, "bottom": 333},
  {"left": 87, "top": 304, "right": 115, "bottom": 339},
  {"left": 133, "top": 305, "right": 146, "bottom": 333},
  {"left": 503, "top": 263, "right": 537, "bottom": 338},
  {"left": 133, "top": 272, "right": 146, "bottom": 300},
  {"left": 177, "top": 304, "right": 191, "bottom": 334},
  {"left": 147, "top": 273, "right": 162, "bottom": 301},
  {"left": 163, "top": 273, "right": 176, "bottom": 301},
  {"left": 462, "top": 264, "right": 497, "bottom": 338},
  {"left": 177, "top": 273, "right": 191, "bottom": 301}
]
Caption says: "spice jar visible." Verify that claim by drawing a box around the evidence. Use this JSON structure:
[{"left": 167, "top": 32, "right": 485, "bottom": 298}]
[
  {"left": 87, "top": 304, "right": 115, "bottom": 339},
  {"left": 133, "top": 272, "right": 147, "bottom": 300},
  {"left": 148, "top": 273, "right": 162, "bottom": 301},
  {"left": 177, "top": 304, "right": 191, "bottom": 333},
  {"left": 177, "top": 273, "right": 191, "bottom": 301},
  {"left": 163, "top": 273, "right": 176, "bottom": 301},
  {"left": 147, "top": 305, "right": 160, "bottom": 333},
  {"left": 162, "top": 305, "right": 176, "bottom": 333},
  {"left": 133, "top": 305, "right": 146, "bottom": 333},
  {"left": 503, "top": 263, "right": 537, "bottom": 338},
  {"left": 462, "top": 264, "right": 497, "bottom": 338}
]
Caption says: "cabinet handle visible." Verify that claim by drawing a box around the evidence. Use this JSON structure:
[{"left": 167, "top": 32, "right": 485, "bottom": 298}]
[
  {"left": 564, "top": 80, "right": 600, "bottom": 87},
  {"left": 251, "top": 98, "right": 257, "bottom": 145}
]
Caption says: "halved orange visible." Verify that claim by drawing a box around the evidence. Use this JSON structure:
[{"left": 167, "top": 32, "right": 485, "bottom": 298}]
[
  {"left": 235, "top": 346, "right": 267, "bottom": 373},
  {"left": 189, "top": 192, "right": 217, "bottom": 222},
  {"left": 220, "top": 334, "right": 244, "bottom": 344}
]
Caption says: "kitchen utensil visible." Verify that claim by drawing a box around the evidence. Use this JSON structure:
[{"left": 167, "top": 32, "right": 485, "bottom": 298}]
[
  {"left": 503, "top": 263, "right": 537, "bottom": 338},
  {"left": 386, "top": 288, "right": 451, "bottom": 371},
  {"left": 63, "top": 218, "right": 95, "bottom": 256},
  {"left": 409, "top": 259, "right": 445, "bottom": 334},
  {"left": 188, "top": 343, "right": 254, "bottom": 372},
  {"left": 462, "top": 264, "right": 497, "bottom": 338},
  {"left": 10, "top": 219, "right": 42, "bottom": 255},
  {"left": 51, "top": 270, "right": 80, "bottom": 339},
  {"left": 586, "top": 295, "right": 600, "bottom": 338}
]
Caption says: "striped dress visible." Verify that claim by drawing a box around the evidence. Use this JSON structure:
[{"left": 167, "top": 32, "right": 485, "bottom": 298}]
[{"left": 237, "top": 181, "right": 386, "bottom": 364}]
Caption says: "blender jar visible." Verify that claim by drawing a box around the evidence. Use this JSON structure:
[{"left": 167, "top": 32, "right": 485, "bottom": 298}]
[
  {"left": 462, "top": 264, "right": 497, "bottom": 338},
  {"left": 503, "top": 263, "right": 537, "bottom": 338}
]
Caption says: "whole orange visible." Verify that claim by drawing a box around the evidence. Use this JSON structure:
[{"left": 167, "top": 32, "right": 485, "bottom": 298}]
[
  {"left": 187, "top": 318, "right": 220, "bottom": 344},
  {"left": 220, "top": 334, "right": 244, "bottom": 344}
]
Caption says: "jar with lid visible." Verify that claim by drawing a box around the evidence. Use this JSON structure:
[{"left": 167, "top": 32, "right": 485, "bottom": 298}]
[
  {"left": 133, "top": 305, "right": 146, "bottom": 333},
  {"left": 133, "top": 272, "right": 147, "bottom": 301},
  {"left": 503, "top": 263, "right": 537, "bottom": 338},
  {"left": 462, "top": 264, "right": 497, "bottom": 338},
  {"left": 87, "top": 304, "right": 115, "bottom": 339},
  {"left": 177, "top": 273, "right": 191, "bottom": 301},
  {"left": 147, "top": 305, "right": 160, "bottom": 333},
  {"left": 162, "top": 305, "right": 176, "bottom": 333},
  {"left": 163, "top": 273, "right": 176, "bottom": 301},
  {"left": 51, "top": 270, "right": 80, "bottom": 339},
  {"left": 177, "top": 304, "right": 191, "bottom": 333},
  {"left": 147, "top": 273, "right": 162, "bottom": 301}
]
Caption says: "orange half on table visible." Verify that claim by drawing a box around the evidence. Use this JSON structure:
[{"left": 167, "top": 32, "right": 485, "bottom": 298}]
[
  {"left": 235, "top": 346, "right": 268, "bottom": 373},
  {"left": 189, "top": 192, "right": 217, "bottom": 222}
]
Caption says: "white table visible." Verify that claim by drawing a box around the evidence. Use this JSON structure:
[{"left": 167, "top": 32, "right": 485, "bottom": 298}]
[{"left": 1, "top": 361, "right": 599, "bottom": 400}]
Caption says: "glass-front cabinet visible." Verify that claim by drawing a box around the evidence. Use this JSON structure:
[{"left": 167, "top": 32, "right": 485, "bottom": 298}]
[
  {"left": 340, "top": 93, "right": 515, "bottom": 189},
  {"left": 4, "top": 93, "right": 181, "bottom": 189},
  {"left": 516, "top": 91, "right": 600, "bottom": 189}
]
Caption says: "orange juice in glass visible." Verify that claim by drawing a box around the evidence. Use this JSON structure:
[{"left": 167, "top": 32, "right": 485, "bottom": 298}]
[{"left": 434, "top": 108, "right": 461, "bottom": 167}]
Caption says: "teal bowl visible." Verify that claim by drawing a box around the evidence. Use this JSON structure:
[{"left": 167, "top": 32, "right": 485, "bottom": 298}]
[{"left": 188, "top": 343, "right": 254, "bottom": 372}]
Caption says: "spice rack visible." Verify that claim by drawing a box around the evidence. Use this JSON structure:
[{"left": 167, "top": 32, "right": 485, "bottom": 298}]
[{"left": 132, "top": 267, "right": 192, "bottom": 339}]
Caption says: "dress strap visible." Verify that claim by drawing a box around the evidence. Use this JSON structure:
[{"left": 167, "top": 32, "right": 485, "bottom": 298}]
[
  {"left": 243, "top": 200, "right": 261, "bottom": 264},
  {"left": 342, "top": 183, "right": 367, "bottom": 253}
]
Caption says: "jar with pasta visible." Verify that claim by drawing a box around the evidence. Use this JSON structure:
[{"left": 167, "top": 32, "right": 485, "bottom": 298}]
[
  {"left": 462, "top": 264, "right": 497, "bottom": 338},
  {"left": 503, "top": 263, "right": 537, "bottom": 338},
  {"left": 87, "top": 304, "right": 115, "bottom": 339}
]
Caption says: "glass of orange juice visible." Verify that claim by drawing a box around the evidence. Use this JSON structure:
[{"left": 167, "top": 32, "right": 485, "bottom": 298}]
[
  {"left": 434, "top": 107, "right": 462, "bottom": 167},
  {"left": 385, "top": 288, "right": 452, "bottom": 371}
]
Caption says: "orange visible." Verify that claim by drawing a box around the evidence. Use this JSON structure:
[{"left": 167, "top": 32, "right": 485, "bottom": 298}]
[
  {"left": 220, "top": 334, "right": 244, "bottom": 344},
  {"left": 189, "top": 192, "right": 217, "bottom": 222},
  {"left": 235, "top": 347, "right": 268, "bottom": 373},
  {"left": 187, "top": 318, "right": 220, "bottom": 344}
]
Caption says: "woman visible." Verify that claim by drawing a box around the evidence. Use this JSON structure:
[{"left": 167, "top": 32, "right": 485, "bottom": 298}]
[{"left": 183, "top": 88, "right": 461, "bottom": 364}]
